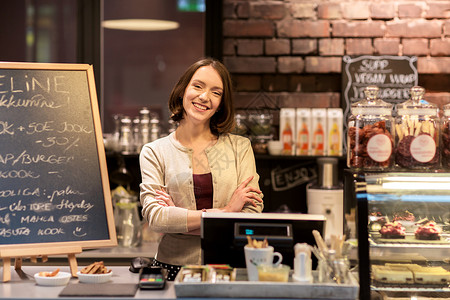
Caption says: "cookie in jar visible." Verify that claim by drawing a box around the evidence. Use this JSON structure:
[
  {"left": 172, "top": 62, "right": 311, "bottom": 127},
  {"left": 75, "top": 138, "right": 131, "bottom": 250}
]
[
  {"left": 395, "top": 86, "right": 440, "bottom": 170},
  {"left": 347, "top": 86, "right": 395, "bottom": 170},
  {"left": 441, "top": 103, "right": 450, "bottom": 170}
]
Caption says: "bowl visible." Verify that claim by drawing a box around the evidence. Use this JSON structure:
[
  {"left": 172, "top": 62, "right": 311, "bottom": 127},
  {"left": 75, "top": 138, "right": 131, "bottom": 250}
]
[
  {"left": 257, "top": 264, "right": 290, "bottom": 282},
  {"left": 34, "top": 271, "right": 71, "bottom": 286},
  {"left": 267, "top": 140, "right": 283, "bottom": 155},
  {"left": 77, "top": 271, "right": 113, "bottom": 284}
]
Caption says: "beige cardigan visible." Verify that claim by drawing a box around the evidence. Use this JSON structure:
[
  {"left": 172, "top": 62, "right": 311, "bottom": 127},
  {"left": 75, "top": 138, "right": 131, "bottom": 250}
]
[{"left": 139, "top": 132, "right": 263, "bottom": 265}]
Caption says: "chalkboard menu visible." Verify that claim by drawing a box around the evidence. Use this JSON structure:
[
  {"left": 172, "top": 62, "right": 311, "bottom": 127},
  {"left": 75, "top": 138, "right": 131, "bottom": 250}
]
[
  {"left": 0, "top": 62, "right": 116, "bottom": 250},
  {"left": 342, "top": 55, "right": 418, "bottom": 121}
]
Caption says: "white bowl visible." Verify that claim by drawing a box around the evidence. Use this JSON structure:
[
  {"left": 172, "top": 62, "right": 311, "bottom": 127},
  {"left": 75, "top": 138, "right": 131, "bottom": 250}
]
[
  {"left": 34, "top": 271, "right": 71, "bottom": 286},
  {"left": 77, "top": 271, "right": 113, "bottom": 284},
  {"left": 267, "top": 140, "right": 283, "bottom": 155}
]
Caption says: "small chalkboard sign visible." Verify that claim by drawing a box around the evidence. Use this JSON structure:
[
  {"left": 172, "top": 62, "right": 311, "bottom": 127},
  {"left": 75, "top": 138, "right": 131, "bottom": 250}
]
[
  {"left": 0, "top": 62, "right": 116, "bottom": 253},
  {"left": 342, "top": 55, "right": 418, "bottom": 122}
]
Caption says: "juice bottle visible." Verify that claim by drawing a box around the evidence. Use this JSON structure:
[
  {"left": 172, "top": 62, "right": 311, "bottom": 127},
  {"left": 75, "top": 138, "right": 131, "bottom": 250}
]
[
  {"left": 328, "top": 120, "right": 340, "bottom": 155},
  {"left": 298, "top": 119, "right": 309, "bottom": 155},
  {"left": 282, "top": 120, "right": 293, "bottom": 154},
  {"left": 313, "top": 120, "right": 324, "bottom": 155}
]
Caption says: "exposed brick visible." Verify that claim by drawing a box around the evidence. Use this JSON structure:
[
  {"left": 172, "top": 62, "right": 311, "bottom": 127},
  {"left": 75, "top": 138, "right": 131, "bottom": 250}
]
[
  {"left": 223, "top": 38, "right": 236, "bottom": 56},
  {"left": 278, "top": 56, "right": 304, "bottom": 73},
  {"left": 371, "top": 3, "right": 396, "bottom": 20},
  {"left": 265, "top": 38, "right": 290, "bottom": 55},
  {"left": 346, "top": 38, "right": 373, "bottom": 55},
  {"left": 403, "top": 39, "right": 429, "bottom": 56},
  {"left": 319, "top": 38, "right": 345, "bottom": 56},
  {"left": 290, "top": 3, "right": 317, "bottom": 19},
  {"left": 223, "top": 2, "right": 238, "bottom": 19},
  {"left": 386, "top": 20, "right": 442, "bottom": 38},
  {"left": 233, "top": 75, "right": 261, "bottom": 92},
  {"left": 236, "top": 2, "right": 250, "bottom": 18},
  {"left": 262, "top": 75, "right": 289, "bottom": 92},
  {"left": 223, "top": 20, "right": 274, "bottom": 37},
  {"left": 237, "top": 39, "right": 264, "bottom": 56},
  {"left": 426, "top": 2, "right": 450, "bottom": 19},
  {"left": 277, "top": 20, "right": 330, "bottom": 38},
  {"left": 318, "top": 3, "right": 342, "bottom": 20},
  {"left": 249, "top": 2, "right": 286, "bottom": 20},
  {"left": 424, "top": 93, "right": 450, "bottom": 110},
  {"left": 234, "top": 92, "right": 341, "bottom": 109},
  {"left": 292, "top": 39, "right": 317, "bottom": 55},
  {"left": 279, "top": 92, "right": 341, "bottom": 108},
  {"left": 289, "top": 75, "right": 316, "bottom": 92},
  {"left": 430, "top": 39, "right": 450, "bottom": 56},
  {"left": 374, "top": 38, "right": 400, "bottom": 55},
  {"left": 341, "top": 2, "right": 370, "bottom": 20},
  {"left": 224, "top": 56, "right": 276, "bottom": 73},
  {"left": 305, "top": 57, "right": 342, "bottom": 73},
  {"left": 398, "top": 3, "right": 424, "bottom": 19},
  {"left": 332, "top": 21, "right": 385, "bottom": 37},
  {"left": 418, "top": 57, "right": 450, "bottom": 74},
  {"left": 445, "top": 20, "right": 450, "bottom": 37}
]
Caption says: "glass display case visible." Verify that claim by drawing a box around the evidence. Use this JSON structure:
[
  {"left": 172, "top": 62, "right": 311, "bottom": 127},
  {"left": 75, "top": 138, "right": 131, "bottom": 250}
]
[{"left": 354, "top": 172, "right": 450, "bottom": 299}]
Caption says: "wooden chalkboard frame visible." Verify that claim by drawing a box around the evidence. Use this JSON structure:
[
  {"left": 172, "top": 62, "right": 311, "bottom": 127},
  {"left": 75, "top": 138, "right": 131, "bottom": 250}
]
[
  {"left": 341, "top": 55, "right": 418, "bottom": 122},
  {"left": 0, "top": 62, "right": 117, "bottom": 252}
]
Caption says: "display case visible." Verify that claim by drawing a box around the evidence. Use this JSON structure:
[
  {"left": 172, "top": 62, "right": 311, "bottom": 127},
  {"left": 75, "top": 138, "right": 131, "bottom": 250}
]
[{"left": 353, "top": 172, "right": 450, "bottom": 299}]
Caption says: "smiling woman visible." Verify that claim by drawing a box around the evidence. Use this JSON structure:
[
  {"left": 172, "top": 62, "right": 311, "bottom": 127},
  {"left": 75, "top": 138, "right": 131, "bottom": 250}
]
[{"left": 139, "top": 58, "right": 264, "bottom": 280}]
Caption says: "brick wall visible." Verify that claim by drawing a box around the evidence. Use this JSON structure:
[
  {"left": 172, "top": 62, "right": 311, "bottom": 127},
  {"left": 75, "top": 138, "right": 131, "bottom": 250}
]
[{"left": 222, "top": 0, "right": 450, "bottom": 112}]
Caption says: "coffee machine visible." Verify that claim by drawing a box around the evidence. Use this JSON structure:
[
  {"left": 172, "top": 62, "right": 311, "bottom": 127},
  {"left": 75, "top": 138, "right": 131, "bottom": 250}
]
[{"left": 307, "top": 157, "right": 343, "bottom": 243}]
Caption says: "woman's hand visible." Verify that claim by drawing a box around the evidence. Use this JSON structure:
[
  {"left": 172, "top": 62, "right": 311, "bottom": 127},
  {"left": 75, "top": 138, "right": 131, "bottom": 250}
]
[
  {"left": 155, "top": 188, "right": 175, "bottom": 207},
  {"left": 222, "top": 176, "right": 262, "bottom": 212}
]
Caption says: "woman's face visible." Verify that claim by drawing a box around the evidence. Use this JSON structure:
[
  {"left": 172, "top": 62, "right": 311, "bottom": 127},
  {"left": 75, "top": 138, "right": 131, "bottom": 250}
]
[{"left": 182, "top": 65, "right": 223, "bottom": 126}]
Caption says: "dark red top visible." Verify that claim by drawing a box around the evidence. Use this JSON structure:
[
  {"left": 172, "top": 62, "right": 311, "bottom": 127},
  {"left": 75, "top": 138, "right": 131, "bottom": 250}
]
[{"left": 193, "top": 172, "right": 213, "bottom": 210}]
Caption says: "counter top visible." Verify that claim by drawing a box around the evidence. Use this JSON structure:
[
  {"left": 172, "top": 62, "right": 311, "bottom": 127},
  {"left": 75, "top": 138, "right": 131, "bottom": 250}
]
[
  {"left": 0, "top": 266, "right": 358, "bottom": 300},
  {"left": 0, "top": 266, "right": 173, "bottom": 300}
]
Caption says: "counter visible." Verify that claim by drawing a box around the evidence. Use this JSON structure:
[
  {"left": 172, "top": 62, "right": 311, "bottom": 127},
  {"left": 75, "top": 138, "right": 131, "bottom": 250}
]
[{"left": 0, "top": 266, "right": 358, "bottom": 300}]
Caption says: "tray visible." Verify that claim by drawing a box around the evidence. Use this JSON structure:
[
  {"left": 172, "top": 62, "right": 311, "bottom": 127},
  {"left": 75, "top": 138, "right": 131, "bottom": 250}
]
[{"left": 174, "top": 269, "right": 359, "bottom": 299}]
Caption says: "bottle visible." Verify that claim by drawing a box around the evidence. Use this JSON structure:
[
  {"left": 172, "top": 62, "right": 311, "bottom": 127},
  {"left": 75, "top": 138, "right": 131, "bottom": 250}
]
[
  {"left": 395, "top": 86, "right": 439, "bottom": 170},
  {"left": 441, "top": 103, "right": 450, "bottom": 169},
  {"left": 282, "top": 120, "right": 293, "bottom": 154},
  {"left": 312, "top": 120, "right": 324, "bottom": 155},
  {"left": 329, "top": 121, "right": 340, "bottom": 155},
  {"left": 298, "top": 120, "right": 309, "bottom": 155},
  {"left": 347, "top": 86, "right": 394, "bottom": 170}
]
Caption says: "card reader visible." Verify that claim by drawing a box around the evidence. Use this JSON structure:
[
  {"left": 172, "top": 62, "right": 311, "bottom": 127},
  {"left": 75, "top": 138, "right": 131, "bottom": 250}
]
[{"left": 138, "top": 266, "right": 166, "bottom": 290}]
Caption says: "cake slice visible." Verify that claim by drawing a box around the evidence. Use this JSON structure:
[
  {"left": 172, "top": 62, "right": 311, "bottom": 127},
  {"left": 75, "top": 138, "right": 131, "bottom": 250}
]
[
  {"left": 412, "top": 266, "right": 450, "bottom": 285},
  {"left": 372, "top": 265, "right": 414, "bottom": 284}
]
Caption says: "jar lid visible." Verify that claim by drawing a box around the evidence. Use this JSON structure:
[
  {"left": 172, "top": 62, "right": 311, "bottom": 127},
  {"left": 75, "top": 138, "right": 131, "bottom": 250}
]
[
  {"left": 396, "top": 86, "right": 438, "bottom": 116},
  {"left": 351, "top": 85, "right": 393, "bottom": 116}
]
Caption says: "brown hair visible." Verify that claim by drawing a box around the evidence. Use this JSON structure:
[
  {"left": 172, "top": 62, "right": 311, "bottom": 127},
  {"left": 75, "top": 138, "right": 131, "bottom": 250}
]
[{"left": 168, "top": 58, "right": 235, "bottom": 136}]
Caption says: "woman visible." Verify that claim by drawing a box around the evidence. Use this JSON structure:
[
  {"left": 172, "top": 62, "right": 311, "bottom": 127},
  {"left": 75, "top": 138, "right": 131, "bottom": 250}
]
[{"left": 139, "top": 58, "right": 263, "bottom": 280}]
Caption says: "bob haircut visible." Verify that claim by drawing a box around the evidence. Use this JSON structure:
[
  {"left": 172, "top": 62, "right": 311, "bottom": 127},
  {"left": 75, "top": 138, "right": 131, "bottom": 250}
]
[{"left": 168, "top": 58, "right": 235, "bottom": 136}]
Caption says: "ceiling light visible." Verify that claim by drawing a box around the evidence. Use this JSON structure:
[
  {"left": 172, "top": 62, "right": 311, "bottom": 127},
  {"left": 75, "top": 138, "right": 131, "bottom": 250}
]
[{"left": 102, "top": 19, "right": 179, "bottom": 31}]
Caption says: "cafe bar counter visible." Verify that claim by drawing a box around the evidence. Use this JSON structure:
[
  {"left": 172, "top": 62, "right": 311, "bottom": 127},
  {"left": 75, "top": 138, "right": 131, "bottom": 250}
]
[{"left": 0, "top": 265, "right": 358, "bottom": 300}]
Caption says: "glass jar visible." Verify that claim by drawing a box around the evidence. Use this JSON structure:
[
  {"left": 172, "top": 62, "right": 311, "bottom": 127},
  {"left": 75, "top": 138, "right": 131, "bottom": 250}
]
[
  {"left": 248, "top": 113, "right": 273, "bottom": 137},
  {"left": 347, "top": 86, "right": 394, "bottom": 170},
  {"left": 119, "top": 116, "right": 134, "bottom": 154},
  {"left": 115, "top": 195, "right": 142, "bottom": 247},
  {"left": 232, "top": 113, "right": 248, "bottom": 136},
  {"left": 395, "top": 86, "right": 439, "bottom": 170},
  {"left": 441, "top": 103, "right": 450, "bottom": 169}
]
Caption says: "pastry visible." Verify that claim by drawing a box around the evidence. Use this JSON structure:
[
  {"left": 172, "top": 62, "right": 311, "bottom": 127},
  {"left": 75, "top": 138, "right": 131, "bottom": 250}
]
[
  {"left": 392, "top": 210, "right": 415, "bottom": 222},
  {"left": 415, "top": 220, "right": 442, "bottom": 240},
  {"left": 379, "top": 221, "right": 406, "bottom": 239},
  {"left": 372, "top": 265, "right": 413, "bottom": 284},
  {"left": 385, "top": 263, "right": 450, "bottom": 285}
]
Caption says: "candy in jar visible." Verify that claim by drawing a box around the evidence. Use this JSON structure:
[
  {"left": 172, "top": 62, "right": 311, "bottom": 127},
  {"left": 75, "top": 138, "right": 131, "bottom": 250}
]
[{"left": 347, "top": 86, "right": 394, "bottom": 170}]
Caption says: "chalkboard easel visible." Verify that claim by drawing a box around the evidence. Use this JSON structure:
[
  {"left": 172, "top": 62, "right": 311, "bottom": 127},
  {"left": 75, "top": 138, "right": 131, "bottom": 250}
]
[{"left": 0, "top": 62, "right": 117, "bottom": 281}]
